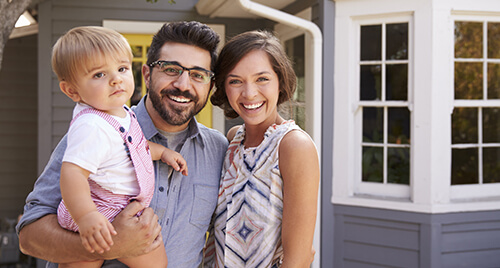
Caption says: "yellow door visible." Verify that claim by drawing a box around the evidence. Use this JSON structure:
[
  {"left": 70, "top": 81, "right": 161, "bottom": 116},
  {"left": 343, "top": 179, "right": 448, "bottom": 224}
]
[{"left": 123, "top": 33, "right": 212, "bottom": 128}]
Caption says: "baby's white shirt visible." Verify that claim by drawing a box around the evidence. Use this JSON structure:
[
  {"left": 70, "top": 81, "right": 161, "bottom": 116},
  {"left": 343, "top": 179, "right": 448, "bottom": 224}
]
[{"left": 63, "top": 103, "right": 140, "bottom": 195}]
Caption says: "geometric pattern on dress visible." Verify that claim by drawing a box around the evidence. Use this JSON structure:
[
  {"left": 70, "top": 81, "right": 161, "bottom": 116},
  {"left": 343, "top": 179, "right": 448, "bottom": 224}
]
[
  {"left": 213, "top": 121, "right": 300, "bottom": 267},
  {"left": 226, "top": 203, "right": 264, "bottom": 258}
]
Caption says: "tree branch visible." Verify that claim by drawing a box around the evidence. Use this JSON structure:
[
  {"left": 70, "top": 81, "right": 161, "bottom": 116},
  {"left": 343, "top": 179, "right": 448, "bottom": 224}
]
[{"left": 0, "top": 0, "right": 32, "bottom": 71}]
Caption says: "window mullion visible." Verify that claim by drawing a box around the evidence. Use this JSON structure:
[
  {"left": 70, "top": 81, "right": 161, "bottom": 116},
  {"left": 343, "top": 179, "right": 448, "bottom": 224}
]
[
  {"left": 382, "top": 23, "right": 387, "bottom": 184},
  {"left": 483, "top": 21, "right": 488, "bottom": 101},
  {"left": 383, "top": 106, "right": 389, "bottom": 184},
  {"left": 478, "top": 107, "right": 484, "bottom": 184},
  {"left": 480, "top": 21, "right": 487, "bottom": 184},
  {"left": 382, "top": 22, "right": 387, "bottom": 101}
]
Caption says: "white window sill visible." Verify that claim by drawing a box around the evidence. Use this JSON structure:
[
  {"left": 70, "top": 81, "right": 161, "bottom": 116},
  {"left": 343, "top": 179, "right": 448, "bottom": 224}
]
[{"left": 332, "top": 195, "right": 500, "bottom": 214}]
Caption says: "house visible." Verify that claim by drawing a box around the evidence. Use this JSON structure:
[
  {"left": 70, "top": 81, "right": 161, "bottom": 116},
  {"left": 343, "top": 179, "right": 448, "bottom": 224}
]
[{"left": 1, "top": 0, "right": 499, "bottom": 267}]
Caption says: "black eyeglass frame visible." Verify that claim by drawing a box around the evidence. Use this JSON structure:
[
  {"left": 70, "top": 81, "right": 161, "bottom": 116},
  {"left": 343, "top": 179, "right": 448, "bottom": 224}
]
[{"left": 148, "top": 60, "right": 214, "bottom": 84}]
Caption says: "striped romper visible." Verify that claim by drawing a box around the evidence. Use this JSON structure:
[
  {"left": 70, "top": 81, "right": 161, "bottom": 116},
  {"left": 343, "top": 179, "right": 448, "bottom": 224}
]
[{"left": 57, "top": 106, "right": 155, "bottom": 232}]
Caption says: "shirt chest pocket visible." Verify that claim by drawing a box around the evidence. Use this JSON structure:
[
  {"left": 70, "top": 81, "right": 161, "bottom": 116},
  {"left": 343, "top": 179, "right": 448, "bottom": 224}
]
[{"left": 189, "top": 184, "right": 218, "bottom": 229}]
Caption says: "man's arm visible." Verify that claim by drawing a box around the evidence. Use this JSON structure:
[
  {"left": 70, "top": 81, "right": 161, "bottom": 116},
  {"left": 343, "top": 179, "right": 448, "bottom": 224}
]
[
  {"left": 17, "top": 136, "right": 163, "bottom": 263},
  {"left": 19, "top": 214, "right": 97, "bottom": 262},
  {"left": 19, "top": 202, "right": 163, "bottom": 263},
  {"left": 16, "top": 135, "right": 99, "bottom": 262}
]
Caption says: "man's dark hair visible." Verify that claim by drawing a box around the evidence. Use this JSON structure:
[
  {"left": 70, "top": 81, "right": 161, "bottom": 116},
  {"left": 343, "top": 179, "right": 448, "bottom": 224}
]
[{"left": 147, "top": 21, "right": 220, "bottom": 71}]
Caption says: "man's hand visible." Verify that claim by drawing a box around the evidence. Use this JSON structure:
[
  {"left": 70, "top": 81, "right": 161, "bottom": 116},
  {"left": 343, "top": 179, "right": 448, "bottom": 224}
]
[
  {"left": 101, "top": 201, "right": 163, "bottom": 260},
  {"left": 18, "top": 202, "right": 163, "bottom": 263}
]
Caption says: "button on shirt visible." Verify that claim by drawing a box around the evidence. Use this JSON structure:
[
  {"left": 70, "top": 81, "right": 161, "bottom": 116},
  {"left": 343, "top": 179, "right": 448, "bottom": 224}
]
[{"left": 16, "top": 96, "right": 229, "bottom": 267}]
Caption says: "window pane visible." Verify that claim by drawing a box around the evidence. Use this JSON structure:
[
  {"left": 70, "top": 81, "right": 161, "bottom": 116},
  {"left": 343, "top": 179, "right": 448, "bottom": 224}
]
[
  {"left": 295, "top": 78, "right": 306, "bottom": 103},
  {"left": 284, "top": 35, "right": 306, "bottom": 130},
  {"left": 455, "top": 62, "right": 483, "bottom": 99},
  {"left": 483, "top": 147, "right": 500, "bottom": 183},
  {"left": 131, "top": 45, "right": 143, "bottom": 57},
  {"left": 286, "top": 35, "right": 305, "bottom": 76},
  {"left": 362, "top": 146, "right": 383, "bottom": 182},
  {"left": 452, "top": 107, "right": 478, "bottom": 144},
  {"left": 130, "top": 62, "right": 143, "bottom": 106},
  {"left": 387, "top": 148, "right": 410, "bottom": 185},
  {"left": 386, "top": 23, "right": 408, "bottom": 60},
  {"left": 360, "top": 65, "right": 381, "bottom": 100},
  {"left": 452, "top": 148, "right": 478, "bottom": 185},
  {"left": 386, "top": 64, "right": 408, "bottom": 101},
  {"left": 388, "top": 107, "right": 410, "bottom": 144},
  {"left": 286, "top": 35, "right": 305, "bottom": 102},
  {"left": 361, "top": 25, "right": 382, "bottom": 61},
  {"left": 293, "top": 105, "right": 306, "bottom": 131},
  {"left": 488, "top": 22, "right": 500, "bottom": 59},
  {"left": 363, "top": 107, "right": 383, "bottom": 143},
  {"left": 455, "top": 21, "right": 483, "bottom": 58},
  {"left": 483, "top": 108, "right": 500, "bottom": 143},
  {"left": 487, "top": 63, "right": 500, "bottom": 99}
]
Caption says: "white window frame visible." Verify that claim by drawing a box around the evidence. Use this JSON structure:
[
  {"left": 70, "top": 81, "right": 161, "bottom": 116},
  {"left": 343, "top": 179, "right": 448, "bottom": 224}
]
[
  {"left": 333, "top": 10, "right": 418, "bottom": 212},
  {"left": 354, "top": 15, "right": 413, "bottom": 199},
  {"left": 332, "top": 0, "right": 500, "bottom": 214},
  {"left": 450, "top": 14, "right": 500, "bottom": 201}
]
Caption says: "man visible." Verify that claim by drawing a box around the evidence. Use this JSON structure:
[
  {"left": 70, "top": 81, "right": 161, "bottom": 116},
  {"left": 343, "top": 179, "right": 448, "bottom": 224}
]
[{"left": 17, "top": 21, "right": 228, "bottom": 267}]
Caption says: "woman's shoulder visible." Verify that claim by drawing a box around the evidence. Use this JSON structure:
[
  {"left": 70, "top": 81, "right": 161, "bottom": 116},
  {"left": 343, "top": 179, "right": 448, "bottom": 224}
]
[
  {"left": 279, "top": 129, "right": 317, "bottom": 160},
  {"left": 278, "top": 129, "right": 319, "bottom": 183}
]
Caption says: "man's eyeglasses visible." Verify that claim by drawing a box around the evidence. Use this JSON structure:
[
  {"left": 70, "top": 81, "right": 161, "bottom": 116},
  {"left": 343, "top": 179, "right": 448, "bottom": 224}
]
[{"left": 149, "top": 60, "right": 214, "bottom": 84}]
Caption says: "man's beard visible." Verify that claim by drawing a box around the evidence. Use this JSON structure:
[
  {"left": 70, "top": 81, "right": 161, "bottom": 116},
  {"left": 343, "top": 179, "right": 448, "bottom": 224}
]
[{"left": 149, "top": 87, "right": 208, "bottom": 126}]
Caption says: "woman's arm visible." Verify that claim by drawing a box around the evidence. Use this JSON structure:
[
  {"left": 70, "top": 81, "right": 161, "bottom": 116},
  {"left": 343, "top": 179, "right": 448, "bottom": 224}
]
[{"left": 279, "top": 130, "right": 320, "bottom": 268}]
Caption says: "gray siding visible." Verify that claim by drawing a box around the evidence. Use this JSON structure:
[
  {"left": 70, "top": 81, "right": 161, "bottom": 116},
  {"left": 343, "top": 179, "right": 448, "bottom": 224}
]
[
  {"left": 318, "top": 0, "right": 336, "bottom": 267},
  {"left": 441, "top": 215, "right": 500, "bottom": 267},
  {"left": 333, "top": 205, "right": 500, "bottom": 267},
  {"left": 342, "top": 216, "right": 419, "bottom": 267},
  {"left": 38, "top": 0, "right": 268, "bottom": 171},
  {"left": 0, "top": 34, "right": 38, "bottom": 219}
]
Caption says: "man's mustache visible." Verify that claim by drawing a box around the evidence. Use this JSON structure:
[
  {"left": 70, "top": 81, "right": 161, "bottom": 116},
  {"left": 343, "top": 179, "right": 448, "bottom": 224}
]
[{"left": 161, "top": 88, "right": 198, "bottom": 102}]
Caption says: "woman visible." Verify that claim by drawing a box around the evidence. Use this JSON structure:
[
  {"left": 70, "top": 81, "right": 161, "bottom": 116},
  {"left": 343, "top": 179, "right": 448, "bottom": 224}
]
[{"left": 209, "top": 30, "right": 320, "bottom": 267}]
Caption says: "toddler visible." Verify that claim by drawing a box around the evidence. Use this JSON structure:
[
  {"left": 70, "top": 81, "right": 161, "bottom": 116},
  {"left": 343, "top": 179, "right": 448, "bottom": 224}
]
[{"left": 52, "top": 26, "right": 186, "bottom": 268}]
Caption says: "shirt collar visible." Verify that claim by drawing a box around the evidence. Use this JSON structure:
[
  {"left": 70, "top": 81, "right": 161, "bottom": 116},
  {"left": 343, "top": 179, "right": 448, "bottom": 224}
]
[{"left": 132, "top": 95, "right": 205, "bottom": 148}]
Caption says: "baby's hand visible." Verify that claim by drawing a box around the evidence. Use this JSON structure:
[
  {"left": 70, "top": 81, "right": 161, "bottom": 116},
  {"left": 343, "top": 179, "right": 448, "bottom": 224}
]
[
  {"left": 76, "top": 211, "right": 117, "bottom": 253},
  {"left": 161, "top": 148, "right": 188, "bottom": 176}
]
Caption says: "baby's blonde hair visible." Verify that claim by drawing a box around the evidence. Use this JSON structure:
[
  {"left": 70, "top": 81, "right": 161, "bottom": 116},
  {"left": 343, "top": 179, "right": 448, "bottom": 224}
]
[{"left": 51, "top": 26, "right": 133, "bottom": 85}]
